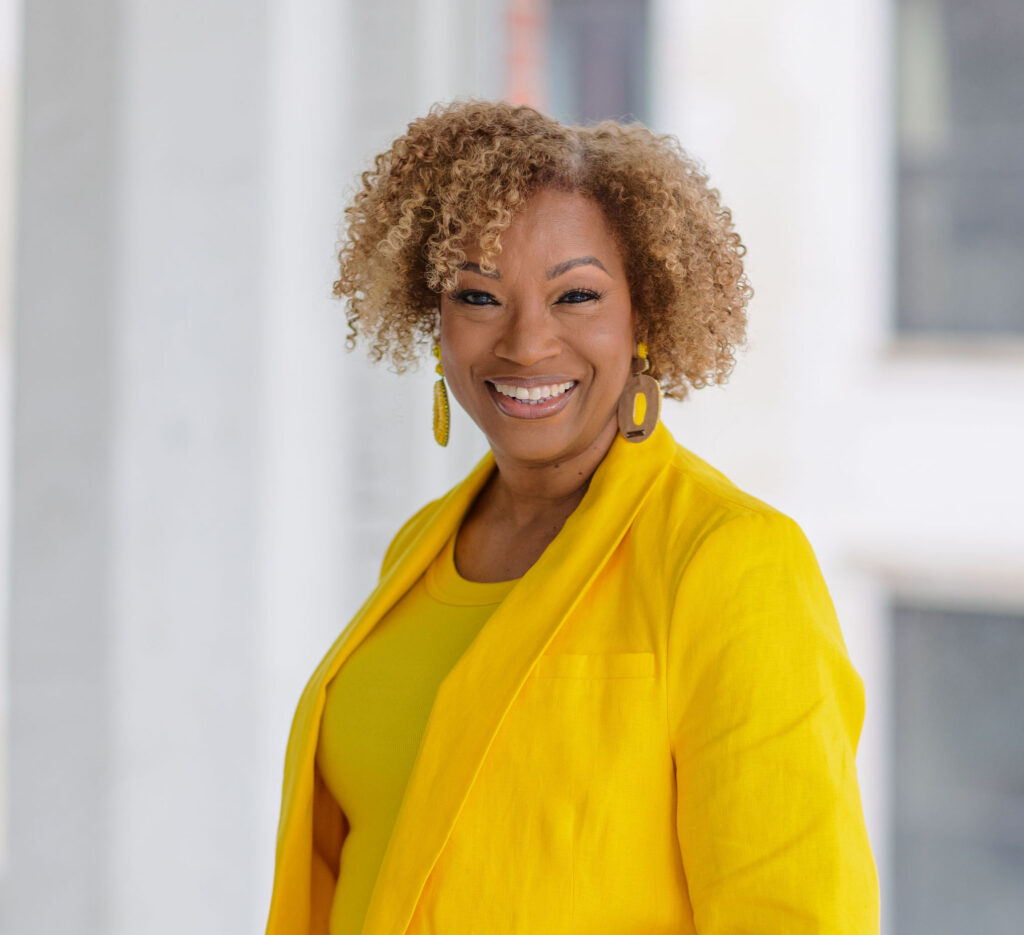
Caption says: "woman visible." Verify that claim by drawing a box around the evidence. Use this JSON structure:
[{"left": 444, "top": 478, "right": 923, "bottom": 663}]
[{"left": 266, "top": 100, "right": 879, "bottom": 935}]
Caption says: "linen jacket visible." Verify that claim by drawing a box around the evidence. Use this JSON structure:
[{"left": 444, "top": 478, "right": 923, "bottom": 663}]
[{"left": 265, "top": 421, "right": 879, "bottom": 935}]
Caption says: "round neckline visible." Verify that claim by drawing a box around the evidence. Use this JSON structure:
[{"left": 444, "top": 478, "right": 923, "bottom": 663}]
[{"left": 425, "top": 533, "right": 519, "bottom": 607}]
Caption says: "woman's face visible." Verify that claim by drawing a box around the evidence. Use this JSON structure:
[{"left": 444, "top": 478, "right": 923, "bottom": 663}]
[{"left": 439, "top": 188, "right": 635, "bottom": 470}]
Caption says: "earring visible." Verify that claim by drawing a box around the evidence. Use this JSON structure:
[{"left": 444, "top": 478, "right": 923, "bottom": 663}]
[
  {"left": 617, "top": 342, "right": 661, "bottom": 443},
  {"left": 432, "top": 345, "right": 450, "bottom": 447}
]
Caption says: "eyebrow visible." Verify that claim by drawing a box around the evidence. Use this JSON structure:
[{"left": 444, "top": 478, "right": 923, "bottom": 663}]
[
  {"left": 546, "top": 255, "right": 609, "bottom": 279},
  {"left": 458, "top": 261, "right": 501, "bottom": 281},
  {"left": 458, "top": 255, "right": 609, "bottom": 282}
]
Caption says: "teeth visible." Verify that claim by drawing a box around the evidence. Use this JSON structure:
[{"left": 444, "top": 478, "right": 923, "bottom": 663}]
[{"left": 492, "top": 381, "right": 575, "bottom": 404}]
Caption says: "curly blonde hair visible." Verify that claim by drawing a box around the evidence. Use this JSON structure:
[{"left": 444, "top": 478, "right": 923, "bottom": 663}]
[{"left": 334, "top": 99, "right": 751, "bottom": 401}]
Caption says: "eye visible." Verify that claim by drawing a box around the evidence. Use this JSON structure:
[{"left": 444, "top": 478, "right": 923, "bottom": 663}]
[
  {"left": 557, "top": 288, "right": 602, "bottom": 304},
  {"left": 452, "top": 290, "right": 499, "bottom": 307}
]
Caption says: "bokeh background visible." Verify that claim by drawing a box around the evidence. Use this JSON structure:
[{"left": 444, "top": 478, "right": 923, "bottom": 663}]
[{"left": 1, "top": 0, "right": 1022, "bottom": 932}]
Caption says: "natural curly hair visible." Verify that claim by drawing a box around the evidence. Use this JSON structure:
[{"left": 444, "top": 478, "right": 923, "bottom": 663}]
[{"left": 334, "top": 99, "right": 751, "bottom": 401}]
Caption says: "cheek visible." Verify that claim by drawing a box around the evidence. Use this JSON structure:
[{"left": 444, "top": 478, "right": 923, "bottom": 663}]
[
  {"left": 438, "top": 309, "right": 464, "bottom": 371},
  {"left": 588, "top": 320, "right": 634, "bottom": 390},
  {"left": 602, "top": 357, "right": 633, "bottom": 403},
  {"left": 438, "top": 318, "right": 485, "bottom": 404}
]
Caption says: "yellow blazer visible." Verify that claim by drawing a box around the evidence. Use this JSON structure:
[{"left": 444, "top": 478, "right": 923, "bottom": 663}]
[{"left": 265, "top": 422, "right": 879, "bottom": 935}]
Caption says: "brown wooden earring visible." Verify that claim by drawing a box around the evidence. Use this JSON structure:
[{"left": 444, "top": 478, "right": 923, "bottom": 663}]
[{"left": 616, "top": 342, "right": 661, "bottom": 443}]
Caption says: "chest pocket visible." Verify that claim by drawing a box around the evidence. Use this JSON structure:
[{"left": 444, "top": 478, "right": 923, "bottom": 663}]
[{"left": 531, "top": 651, "right": 655, "bottom": 679}]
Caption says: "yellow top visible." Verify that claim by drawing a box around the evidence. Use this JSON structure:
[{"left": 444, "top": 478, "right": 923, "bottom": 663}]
[{"left": 315, "top": 532, "right": 517, "bottom": 935}]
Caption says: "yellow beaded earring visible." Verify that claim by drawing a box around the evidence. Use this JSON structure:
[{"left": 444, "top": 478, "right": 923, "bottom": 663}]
[
  {"left": 616, "top": 342, "right": 661, "bottom": 443},
  {"left": 432, "top": 344, "right": 450, "bottom": 447}
]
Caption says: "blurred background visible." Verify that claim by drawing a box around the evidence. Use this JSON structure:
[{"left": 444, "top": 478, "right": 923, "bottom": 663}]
[{"left": 1, "top": 0, "right": 1022, "bottom": 932}]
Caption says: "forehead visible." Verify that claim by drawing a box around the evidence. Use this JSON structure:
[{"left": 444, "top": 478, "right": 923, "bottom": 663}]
[{"left": 465, "top": 189, "right": 623, "bottom": 268}]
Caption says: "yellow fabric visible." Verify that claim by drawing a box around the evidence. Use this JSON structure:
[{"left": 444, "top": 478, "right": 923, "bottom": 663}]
[
  {"left": 315, "top": 533, "right": 516, "bottom": 935},
  {"left": 266, "top": 421, "right": 880, "bottom": 935}
]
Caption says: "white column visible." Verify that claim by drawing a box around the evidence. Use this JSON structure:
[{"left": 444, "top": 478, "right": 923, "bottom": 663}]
[
  {"left": 0, "top": 0, "right": 23, "bottom": 891},
  {"left": 9, "top": 0, "right": 121, "bottom": 930},
  {"left": 258, "top": 0, "right": 354, "bottom": 911},
  {"left": 12, "top": 0, "right": 275, "bottom": 931},
  {"left": 338, "top": 0, "right": 499, "bottom": 606}
]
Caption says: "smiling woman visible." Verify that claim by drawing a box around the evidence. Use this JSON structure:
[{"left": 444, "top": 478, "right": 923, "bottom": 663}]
[
  {"left": 439, "top": 189, "right": 636, "bottom": 581},
  {"left": 265, "top": 101, "right": 880, "bottom": 935}
]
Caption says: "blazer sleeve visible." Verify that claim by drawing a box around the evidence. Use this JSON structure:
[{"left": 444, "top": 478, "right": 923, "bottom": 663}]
[{"left": 666, "top": 510, "right": 879, "bottom": 934}]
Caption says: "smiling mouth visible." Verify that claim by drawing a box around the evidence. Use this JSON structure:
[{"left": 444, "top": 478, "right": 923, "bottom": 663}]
[
  {"left": 490, "top": 380, "right": 576, "bottom": 404},
  {"left": 485, "top": 380, "right": 579, "bottom": 419}
]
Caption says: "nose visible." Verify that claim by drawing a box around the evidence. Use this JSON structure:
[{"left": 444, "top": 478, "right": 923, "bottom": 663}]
[{"left": 492, "top": 302, "right": 561, "bottom": 367}]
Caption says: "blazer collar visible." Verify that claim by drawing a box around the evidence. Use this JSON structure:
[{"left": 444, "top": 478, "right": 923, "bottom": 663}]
[{"left": 271, "top": 421, "right": 677, "bottom": 935}]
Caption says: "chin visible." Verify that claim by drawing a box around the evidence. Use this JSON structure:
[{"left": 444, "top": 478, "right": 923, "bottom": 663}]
[{"left": 482, "top": 417, "right": 614, "bottom": 468}]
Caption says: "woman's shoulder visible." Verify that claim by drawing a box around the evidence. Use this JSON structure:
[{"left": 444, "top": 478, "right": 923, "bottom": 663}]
[
  {"left": 655, "top": 434, "right": 787, "bottom": 524},
  {"left": 639, "top": 431, "right": 819, "bottom": 577},
  {"left": 641, "top": 436, "right": 844, "bottom": 661}
]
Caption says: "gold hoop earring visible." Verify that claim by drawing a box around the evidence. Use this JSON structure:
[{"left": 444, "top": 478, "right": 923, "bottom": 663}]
[
  {"left": 616, "top": 342, "right": 661, "bottom": 443},
  {"left": 432, "top": 345, "right": 450, "bottom": 447}
]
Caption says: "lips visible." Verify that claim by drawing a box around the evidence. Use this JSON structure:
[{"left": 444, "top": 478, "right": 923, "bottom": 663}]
[{"left": 485, "top": 379, "right": 578, "bottom": 420}]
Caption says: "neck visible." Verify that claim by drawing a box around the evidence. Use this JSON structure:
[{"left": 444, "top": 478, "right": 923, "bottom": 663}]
[{"left": 484, "top": 417, "right": 619, "bottom": 528}]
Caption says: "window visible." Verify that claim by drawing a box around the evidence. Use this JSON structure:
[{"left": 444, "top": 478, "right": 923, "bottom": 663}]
[
  {"left": 547, "top": 0, "right": 649, "bottom": 124},
  {"left": 895, "top": 0, "right": 1024, "bottom": 336},
  {"left": 891, "top": 602, "right": 1024, "bottom": 934}
]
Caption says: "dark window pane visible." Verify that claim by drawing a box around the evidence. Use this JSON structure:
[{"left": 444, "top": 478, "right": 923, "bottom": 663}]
[
  {"left": 895, "top": 0, "right": 1024, "bottom": 335},
  {"left": 547, "top": 0, "right": 649, "bottom": 124},
  {"left": 891, "top": 602, "right": 1024, "bottom": 935}
]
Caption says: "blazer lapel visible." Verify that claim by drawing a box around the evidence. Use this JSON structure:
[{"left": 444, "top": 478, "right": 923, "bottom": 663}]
[
  {"left": 361, "top": 422, "right": 676, "bottom": 935},
  {"left": 267, "top": 451, "right": 496, "bottom": 935}
]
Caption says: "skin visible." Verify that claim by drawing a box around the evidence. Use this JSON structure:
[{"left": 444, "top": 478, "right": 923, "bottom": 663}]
[{"left": 438, "top": 188, "right": 636, "bottom": 582}]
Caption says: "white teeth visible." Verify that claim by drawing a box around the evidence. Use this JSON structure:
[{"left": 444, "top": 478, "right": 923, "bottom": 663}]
[{"left": 492, "top": 381, "right": 575, "bottom": 404}]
